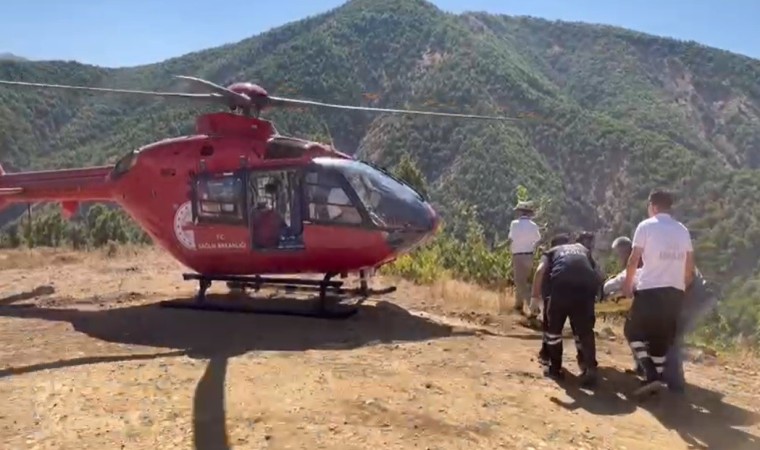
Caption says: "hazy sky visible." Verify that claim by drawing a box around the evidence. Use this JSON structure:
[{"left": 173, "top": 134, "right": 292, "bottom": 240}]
[{"left": 2, "top": 0, "right": 758, "bottom": 67}]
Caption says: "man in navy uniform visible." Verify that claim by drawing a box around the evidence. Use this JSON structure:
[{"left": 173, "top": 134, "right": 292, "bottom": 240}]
[
  {"left": 532, "top": 233, "right": 603, "bottom": 386},
  {"left": 535, "top": 234, "right": 572, "bottom": 368}
]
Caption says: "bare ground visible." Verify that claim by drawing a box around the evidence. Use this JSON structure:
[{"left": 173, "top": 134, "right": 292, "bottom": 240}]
[{"left": 0, "top": 247, "right": 758, "bottom": 450}]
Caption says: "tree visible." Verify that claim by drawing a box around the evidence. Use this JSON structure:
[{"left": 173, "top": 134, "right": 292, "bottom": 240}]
[
  {"left": 3, "top": 224, "right": 20, "bottom": 248},
  {"left": 393, "top": 153, "right": 429, "bottom": 198}
]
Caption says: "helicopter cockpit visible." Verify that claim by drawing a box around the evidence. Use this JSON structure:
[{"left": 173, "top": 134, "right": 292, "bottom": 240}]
[
  {"left": 187, "top": 157, "right": 437, "bottom": 253},
  {"left": 306, "top": 157, "right": 435, "bottom": 232}
]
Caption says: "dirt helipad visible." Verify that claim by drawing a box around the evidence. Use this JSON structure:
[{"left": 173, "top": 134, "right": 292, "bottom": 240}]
[{"left": 0, "top": 247, "right": 758, "bottom": 449}]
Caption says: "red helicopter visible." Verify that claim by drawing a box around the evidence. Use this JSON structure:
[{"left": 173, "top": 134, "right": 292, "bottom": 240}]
[{"left": 0, "top": 76, "right": 525, "bottom": 317}]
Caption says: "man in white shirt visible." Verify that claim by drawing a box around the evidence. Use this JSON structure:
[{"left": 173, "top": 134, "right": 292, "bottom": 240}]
[
  {"left": 508, "top": 201, "right": 541, "bottom": 315},
  {"left": 607, "top": 234, "right": 718, "bottom": 393},
  {"left": 622, "top": 190, "right": 694, "bottom": 397}
]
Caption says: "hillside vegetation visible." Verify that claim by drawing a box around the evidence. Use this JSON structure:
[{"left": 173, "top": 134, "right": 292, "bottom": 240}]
[{"left": 1, "top": 0, "right": 760, "bottom": 346}]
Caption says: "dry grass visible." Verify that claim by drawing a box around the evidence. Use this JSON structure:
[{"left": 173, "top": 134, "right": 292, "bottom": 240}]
[
  {"left": 0, "top": 246, "right": 758, "bottom": 450},
  {"left": 0, "top": 243, "right": 152, "bottom": 270},
  {"left": 426, "top": 278, "right": 513, "bottom": 313},
  {"left": 0, "top": 247, "right": 85, "bottom": 270}
]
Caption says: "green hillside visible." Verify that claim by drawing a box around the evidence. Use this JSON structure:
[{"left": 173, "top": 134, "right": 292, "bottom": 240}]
[
  {"left": 1, "top": 0, "right": 760, "bottom": 344},
  {"left": 0, "top": 53, "right": 27, "bottom": 62}
]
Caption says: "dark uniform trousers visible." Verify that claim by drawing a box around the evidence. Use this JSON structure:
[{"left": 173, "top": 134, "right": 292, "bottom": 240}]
[
  {"left": 539, "top": 295, "right": 550, "bottom": 365},
  {"left": 624, "top": 287, "right": 684, "bottom": 382},
  {"left": 544, "top": 282, "right": 598, "bottom": 372}
]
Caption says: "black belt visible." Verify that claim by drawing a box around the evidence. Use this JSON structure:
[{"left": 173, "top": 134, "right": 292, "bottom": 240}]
[{"left": 513, "top": 252, "right": 533, "bottom": 255}]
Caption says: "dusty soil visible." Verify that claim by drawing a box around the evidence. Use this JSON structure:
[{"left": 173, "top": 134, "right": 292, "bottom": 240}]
[{"left": 0, "top": 247, "right": 758, "bottom": 450}]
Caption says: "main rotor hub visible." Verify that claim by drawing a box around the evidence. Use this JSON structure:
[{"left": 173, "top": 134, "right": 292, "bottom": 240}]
[
  {"left": 225, "top": 82, "right": 270, "bottom": 116},
  {"left": 227, "top": 82, "right": 268, "bottom": 100}
]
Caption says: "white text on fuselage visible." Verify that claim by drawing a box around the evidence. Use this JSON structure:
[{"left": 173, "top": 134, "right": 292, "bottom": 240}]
[{"left": 197, "top": 242, "right": 247, "bottom": 250}]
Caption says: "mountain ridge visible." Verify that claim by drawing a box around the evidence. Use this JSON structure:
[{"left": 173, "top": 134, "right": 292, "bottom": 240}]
[
  {"left": 1, "top": 0, "right": 759, "bottom": 340},
  {"left": 0, "top": 52, "right": 27, "bottom": 62}
]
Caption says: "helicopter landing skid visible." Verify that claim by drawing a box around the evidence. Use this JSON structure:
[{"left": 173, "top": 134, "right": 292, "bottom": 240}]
[{"left": 160, "top": 272, "right": 397, "bottom": 319}]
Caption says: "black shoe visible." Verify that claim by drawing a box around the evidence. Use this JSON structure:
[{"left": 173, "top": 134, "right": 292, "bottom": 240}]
[
  {"left": 579, "top": 368, "right": 598, "bottom": 388},
  {"left": 633, "top": 378, "right": 666, "bottom": 397},
  {"left": 543, "top": 366, "right": 565, "bottom": 380},
  {"left": 526, "top": 316, "right": 542, "bottom": 330}
]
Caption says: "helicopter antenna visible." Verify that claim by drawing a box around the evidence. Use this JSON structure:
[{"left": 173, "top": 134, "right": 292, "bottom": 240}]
[
  {"left": 25, "top": 203, "right": 32, "bottom": 249},
  {"left": 321, "top": 119, "right": 336, "bottom": 148}
]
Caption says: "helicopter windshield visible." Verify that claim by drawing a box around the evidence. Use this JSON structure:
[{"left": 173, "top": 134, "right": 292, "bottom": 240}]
[{"left": 312, "top": 158, "right": 431, "bottom": 230}]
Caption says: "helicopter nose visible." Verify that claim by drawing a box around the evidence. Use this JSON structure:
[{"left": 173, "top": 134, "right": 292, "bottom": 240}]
[
  {"left": 424, "top": 202, "right": 440, "bottom": 234},
  {"left": 384, "top": 200, "right": 440, "bottom": 252}
]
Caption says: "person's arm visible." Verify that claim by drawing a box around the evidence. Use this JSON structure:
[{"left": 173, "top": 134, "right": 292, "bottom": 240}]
[
  {"left": 531, "top": 255, "right": 548, "bottom": 299},
  {"left": 507, "top": 220, "right": 516, "bottom": 241},
  {"left": 531, "top": 222, "right": 541, "bottom": 249},
  {"left": 587, "top": 252, "right": 598, "bottom": 270},
  {"left": 684, "top": 231, "right": 695, "bottom": 288},
  {"left": 623, "top": 247, "right": 643, "bottom": 297},
  {"left": 588, "top": 253, "right": 605, "bottom": 283},
  {"left": 604, "top": 270, "right": 627, "bottom": 297},
  {"left": 623, "top": 223, "right": 646, "bottom": 297}
]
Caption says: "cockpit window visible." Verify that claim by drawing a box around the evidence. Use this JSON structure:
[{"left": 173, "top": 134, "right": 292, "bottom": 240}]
[
  {"left": 303, "top": 169, "right": 364, "bottom": 225},
  {"left": 312, "top": 158, "right": 431, "bottom": 230},
  {"left": 195, "top": 173, "right": 246, "bottom": 224}
]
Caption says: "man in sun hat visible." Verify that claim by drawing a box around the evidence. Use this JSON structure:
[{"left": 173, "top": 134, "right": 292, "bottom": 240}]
[{"left": 507, "top": 200, "right": 541, "bottom": 316}]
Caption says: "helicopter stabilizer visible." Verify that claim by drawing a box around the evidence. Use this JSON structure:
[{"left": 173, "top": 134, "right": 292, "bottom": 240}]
[{"left": 0, "top": 164, "right": 115, "bottom": 215}]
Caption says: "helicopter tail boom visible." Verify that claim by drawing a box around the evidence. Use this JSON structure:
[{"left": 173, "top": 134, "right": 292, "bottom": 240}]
[{"left": 0, "top": 165, "right": 115, "bottom": 215}]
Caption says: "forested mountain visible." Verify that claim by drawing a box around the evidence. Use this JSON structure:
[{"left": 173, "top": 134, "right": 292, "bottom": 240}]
[
  {"left": 0, "top": 53, "right": 27, "bottom": 62},
  {"left": 1, "top": 0, "right": 760, "bottom": 340}
]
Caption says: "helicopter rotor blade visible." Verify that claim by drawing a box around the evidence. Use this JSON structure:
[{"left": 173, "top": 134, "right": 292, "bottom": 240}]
[
  {"left": 173, "top": 75, "right": 250, "bottom": 107},
  {"left": 267, "top": 95, "right": 528, "bottom": 122},
  {"left": 0, "top": 79, "right": 224, "bottom": 102},
  {"left": 0, "top": 77, "right": 539, "bottom": 122}
]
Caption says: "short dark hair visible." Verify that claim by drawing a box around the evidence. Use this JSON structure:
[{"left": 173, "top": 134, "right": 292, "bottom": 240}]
[
  {"left": 648, "top": 189, "right": 674, "bottom": 210},
  {"left": 577, "top": 231, "right": 594, "bottom": 242},
  {"left": 576, "top": 231, "right": 595, "bottom": 249},
  {"left": 550, "top": 233, "right": 571, "bottom": 247}
]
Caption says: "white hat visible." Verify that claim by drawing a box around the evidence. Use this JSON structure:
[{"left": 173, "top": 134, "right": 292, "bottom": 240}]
[{"left": 514, "top": 201, "right": 534, "bottom": 211}]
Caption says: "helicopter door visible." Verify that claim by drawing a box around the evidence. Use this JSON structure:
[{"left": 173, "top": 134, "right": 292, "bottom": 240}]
[
  {"left": 247, "top": 169, "right": 305, "bottom": 251},
  {"left": 189, "top": 170, "right": 250, "bottom": 251}
]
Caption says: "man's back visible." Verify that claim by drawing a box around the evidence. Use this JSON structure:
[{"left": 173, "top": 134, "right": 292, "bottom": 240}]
[
  {"left": 546, "top": 243, "right": 599, "bottom": 287},
  {"left": 633, "top": 213, "right": 692, "bottom": 291},
  {"left": 509, "top": 217, "right": 540, "bottom": 254}
]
